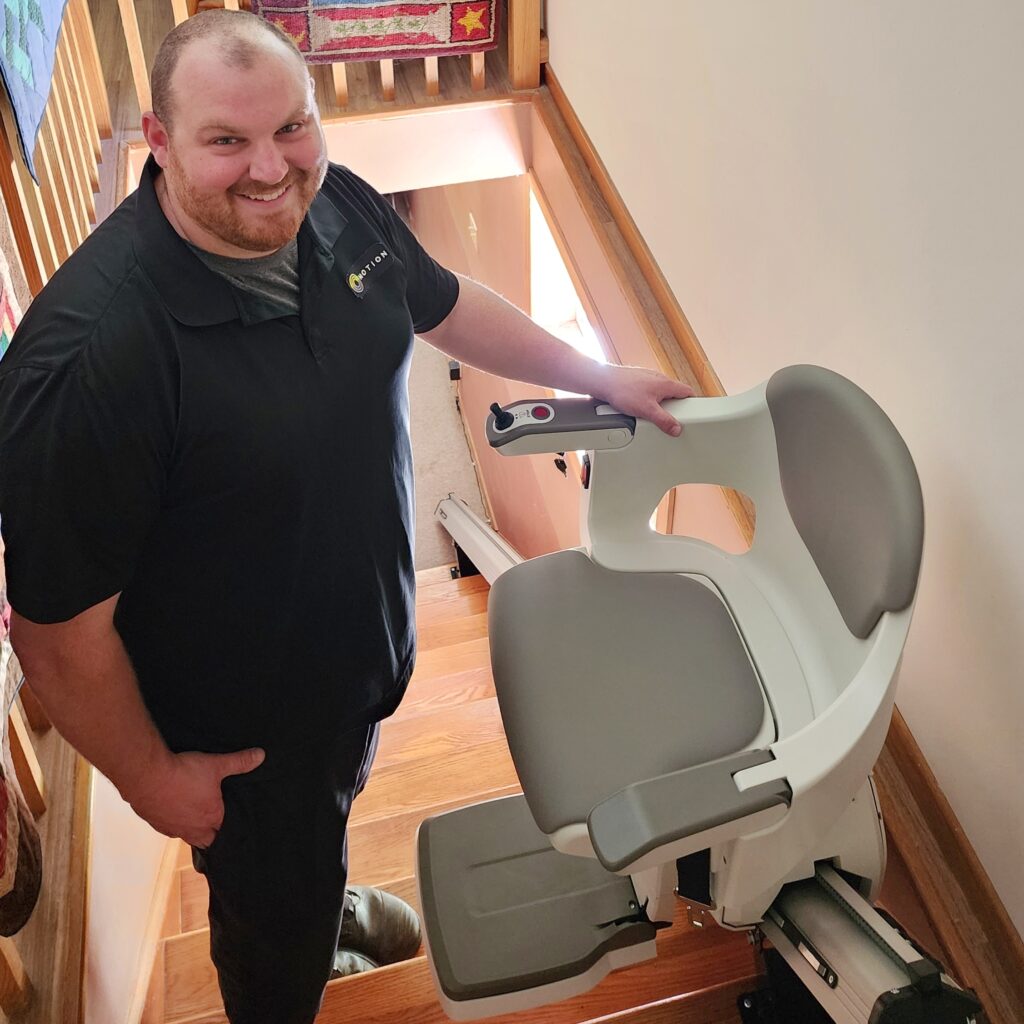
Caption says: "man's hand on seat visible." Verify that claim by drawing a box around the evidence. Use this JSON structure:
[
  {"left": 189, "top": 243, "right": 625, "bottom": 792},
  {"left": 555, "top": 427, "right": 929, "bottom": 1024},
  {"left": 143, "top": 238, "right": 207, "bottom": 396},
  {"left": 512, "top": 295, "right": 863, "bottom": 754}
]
[{"left": 589, "top": 364, "right": 695, "bottom": 436}]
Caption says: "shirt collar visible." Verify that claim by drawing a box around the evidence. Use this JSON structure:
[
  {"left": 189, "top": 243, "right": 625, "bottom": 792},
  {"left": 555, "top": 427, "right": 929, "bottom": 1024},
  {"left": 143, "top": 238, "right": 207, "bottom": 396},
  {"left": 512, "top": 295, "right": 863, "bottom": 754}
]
[{"left": 132, "top": 156, "right": 349, "bottom": 327}]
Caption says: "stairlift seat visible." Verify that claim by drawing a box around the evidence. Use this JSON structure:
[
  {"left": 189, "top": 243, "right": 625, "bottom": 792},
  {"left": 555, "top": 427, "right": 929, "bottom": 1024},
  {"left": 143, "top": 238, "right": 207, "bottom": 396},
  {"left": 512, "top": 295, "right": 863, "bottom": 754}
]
[
  {"left": 488, "top": 549, "right": 769, "bottom": 838},
  {"left": 417, "top": 365, "right": 927, "bottom": 1022}
]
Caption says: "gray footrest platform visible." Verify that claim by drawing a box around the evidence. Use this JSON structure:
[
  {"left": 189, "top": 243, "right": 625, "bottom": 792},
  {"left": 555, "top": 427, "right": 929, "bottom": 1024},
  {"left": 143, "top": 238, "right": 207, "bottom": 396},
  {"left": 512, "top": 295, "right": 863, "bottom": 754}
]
[{"left": 417, "top": 795, "right": 657, "bottom": 1013}]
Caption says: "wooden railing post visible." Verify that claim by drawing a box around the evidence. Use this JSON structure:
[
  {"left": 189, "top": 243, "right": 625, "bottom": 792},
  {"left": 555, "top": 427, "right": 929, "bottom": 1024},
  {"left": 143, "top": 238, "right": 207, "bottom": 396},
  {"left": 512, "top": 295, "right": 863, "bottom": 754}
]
[
  {"left": 508, "top": 0, "right": 541, "bottom": 90},
  {"left": 117, "top": 0, "right": 153, "bottom": 114}
]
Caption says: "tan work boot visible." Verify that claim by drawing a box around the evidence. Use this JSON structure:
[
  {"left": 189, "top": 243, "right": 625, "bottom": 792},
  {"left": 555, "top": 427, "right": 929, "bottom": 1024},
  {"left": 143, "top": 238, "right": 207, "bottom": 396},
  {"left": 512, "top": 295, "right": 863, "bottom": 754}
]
[{"left": 338, "top": 885, "right": 421, "bottom": 965}]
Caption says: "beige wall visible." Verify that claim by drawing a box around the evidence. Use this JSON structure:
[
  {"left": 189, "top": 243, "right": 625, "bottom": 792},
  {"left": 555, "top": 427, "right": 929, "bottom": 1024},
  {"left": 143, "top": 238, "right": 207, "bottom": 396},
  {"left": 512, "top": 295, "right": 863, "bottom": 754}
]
[{"left": 547, "top": 0, "right": 1024, "bottom": 933}]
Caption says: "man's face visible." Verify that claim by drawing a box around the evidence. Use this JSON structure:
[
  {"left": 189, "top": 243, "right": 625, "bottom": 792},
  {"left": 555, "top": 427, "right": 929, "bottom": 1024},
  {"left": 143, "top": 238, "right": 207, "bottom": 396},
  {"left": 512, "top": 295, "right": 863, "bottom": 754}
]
[{"left": 152, "top": 40, "right": 328, "bottom": 257}]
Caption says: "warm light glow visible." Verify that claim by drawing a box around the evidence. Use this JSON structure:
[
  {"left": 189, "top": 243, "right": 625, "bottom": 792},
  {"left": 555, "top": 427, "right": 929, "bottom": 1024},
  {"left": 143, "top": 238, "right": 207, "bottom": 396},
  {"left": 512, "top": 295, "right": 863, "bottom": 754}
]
[{"left": 529, "top": 189, "right": 607, "bottom": 396}]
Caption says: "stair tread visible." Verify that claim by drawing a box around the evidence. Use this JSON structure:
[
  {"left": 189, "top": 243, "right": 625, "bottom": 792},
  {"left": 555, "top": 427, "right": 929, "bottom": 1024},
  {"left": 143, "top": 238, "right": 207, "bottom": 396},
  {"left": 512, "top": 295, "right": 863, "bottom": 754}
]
[
  {"left": 351, "top": 736, "right": 519, "bottom": 825},
  {"left": 416, "top": 611, "right": 489, "bottom": 652},
  {"left": 414, "top": 588, "right": 488, "bottom": 629},
  {"left": 375, "top": 696, "right": 505, "bottom": 770},
  {"left": 409, "top": 635, "right": 490, "bottom": 684},
  {"left": 391, "top": 664, "right": 496, "bottom": 722},
  {"left": 415, "top": 574, "right": 489, "bottom": 601}
]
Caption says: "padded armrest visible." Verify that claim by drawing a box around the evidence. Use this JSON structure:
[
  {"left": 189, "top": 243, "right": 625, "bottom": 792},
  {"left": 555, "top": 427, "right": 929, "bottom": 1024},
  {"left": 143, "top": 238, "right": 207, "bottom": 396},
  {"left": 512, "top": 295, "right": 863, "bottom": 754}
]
[{"left": 587, "top": 750, "right": 793, "bottom": 873}]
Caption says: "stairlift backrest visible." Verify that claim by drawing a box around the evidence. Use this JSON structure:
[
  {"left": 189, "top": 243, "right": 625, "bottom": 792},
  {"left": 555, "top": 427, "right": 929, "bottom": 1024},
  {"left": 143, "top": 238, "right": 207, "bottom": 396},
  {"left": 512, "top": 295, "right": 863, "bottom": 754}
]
[
  {"left": 765, "top": 366, "right": 924, "bottom": 640},
  {"left": 582, "top": 366, "right": 923, "bottom": 713}
]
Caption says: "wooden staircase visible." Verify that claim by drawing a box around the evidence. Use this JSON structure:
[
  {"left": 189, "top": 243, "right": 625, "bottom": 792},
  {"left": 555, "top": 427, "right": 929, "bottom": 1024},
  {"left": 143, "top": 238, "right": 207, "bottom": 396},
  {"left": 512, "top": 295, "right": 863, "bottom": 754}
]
[{"left": 144, "top": 567, "right": 762, "bottom": 1024}]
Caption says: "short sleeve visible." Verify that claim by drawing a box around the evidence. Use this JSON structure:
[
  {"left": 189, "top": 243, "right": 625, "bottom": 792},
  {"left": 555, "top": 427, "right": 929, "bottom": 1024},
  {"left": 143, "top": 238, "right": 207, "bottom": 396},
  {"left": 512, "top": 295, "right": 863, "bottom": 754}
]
[
  {"left": 0, "top": 353, "right": 173, "bottom": 624},
  {"left": 339, "top": 167, "right": 460, "bottom": 334}
]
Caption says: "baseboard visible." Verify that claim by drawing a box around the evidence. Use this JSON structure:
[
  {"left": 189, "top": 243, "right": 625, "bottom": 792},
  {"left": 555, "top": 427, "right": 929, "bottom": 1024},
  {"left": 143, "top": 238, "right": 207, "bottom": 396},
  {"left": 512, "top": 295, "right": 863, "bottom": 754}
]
[{"left": 874, "top": 709, "right": 1024, "bottom": 1024}]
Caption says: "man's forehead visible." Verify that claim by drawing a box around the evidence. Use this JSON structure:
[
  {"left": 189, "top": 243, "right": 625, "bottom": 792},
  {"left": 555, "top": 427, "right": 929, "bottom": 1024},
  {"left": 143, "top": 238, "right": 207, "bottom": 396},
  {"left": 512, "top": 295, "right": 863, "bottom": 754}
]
[{"left": 173, "top": 43, "right": 312, "bottom": 127}]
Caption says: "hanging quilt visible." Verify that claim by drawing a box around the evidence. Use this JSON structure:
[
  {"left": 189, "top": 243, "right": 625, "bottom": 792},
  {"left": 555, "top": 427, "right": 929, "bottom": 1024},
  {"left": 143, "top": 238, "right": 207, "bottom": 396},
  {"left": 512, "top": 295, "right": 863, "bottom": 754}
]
[
  {"left": 0, "top": 0, "right": 69, "bottom": 182},
  {"left": 251, "top": 1, "right": 500, "bottom": 64},
  {"left": 0, "top": 242, "right": 39, "bottom": 937}
]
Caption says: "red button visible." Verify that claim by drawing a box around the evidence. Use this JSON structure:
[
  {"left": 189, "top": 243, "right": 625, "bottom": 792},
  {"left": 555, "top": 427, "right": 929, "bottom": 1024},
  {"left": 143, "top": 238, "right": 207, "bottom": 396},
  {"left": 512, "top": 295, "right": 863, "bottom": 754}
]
[{"left": 532, "top": 406, "right": 551, "bottom": 420}]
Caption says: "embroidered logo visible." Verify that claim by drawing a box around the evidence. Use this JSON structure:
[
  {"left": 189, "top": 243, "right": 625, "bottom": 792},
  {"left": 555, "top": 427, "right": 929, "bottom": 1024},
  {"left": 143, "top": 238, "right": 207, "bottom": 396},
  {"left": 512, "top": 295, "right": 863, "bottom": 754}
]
[{"left": 347, "top": 244, "right": 392, "bottom": 298}]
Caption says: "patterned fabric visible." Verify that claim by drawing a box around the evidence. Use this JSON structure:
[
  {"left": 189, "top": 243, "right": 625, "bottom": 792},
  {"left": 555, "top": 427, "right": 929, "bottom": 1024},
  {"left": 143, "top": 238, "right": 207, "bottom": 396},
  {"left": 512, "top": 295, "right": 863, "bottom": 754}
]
[
  {"left": 252, "top": 1, "right": 499, "bottom": 64},
  {"left": 0, "top": 0, "right": 69, "bottom": 181},
  {"left": 0, "top": 244, "right": 21, "bottom": 361},
  {"left": 0, "top": 637, "right": 42, "bottom": 936},
  {"left": 0, "top": 250, "right": 38, "bottom": 937}
]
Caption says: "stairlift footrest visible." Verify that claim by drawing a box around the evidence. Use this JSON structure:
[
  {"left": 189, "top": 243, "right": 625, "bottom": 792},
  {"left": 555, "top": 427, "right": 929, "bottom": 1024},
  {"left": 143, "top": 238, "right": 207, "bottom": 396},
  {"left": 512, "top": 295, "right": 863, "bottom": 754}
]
[
  {"left": 587, "top": 750, "right": 792, "bottom": 873},
  {"left": 417, "top": 795, "right": 657, "bottom": 1018}
]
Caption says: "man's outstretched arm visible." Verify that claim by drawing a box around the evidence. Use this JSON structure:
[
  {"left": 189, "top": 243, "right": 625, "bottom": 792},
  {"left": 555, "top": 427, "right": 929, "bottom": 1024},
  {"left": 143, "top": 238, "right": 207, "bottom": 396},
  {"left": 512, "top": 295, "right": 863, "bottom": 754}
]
[
  {"left": 422, "top": 275, "right": 694, "bottom": 435},
  {"left": 10, "top": 598, "right": 264, "bottom": 848}
]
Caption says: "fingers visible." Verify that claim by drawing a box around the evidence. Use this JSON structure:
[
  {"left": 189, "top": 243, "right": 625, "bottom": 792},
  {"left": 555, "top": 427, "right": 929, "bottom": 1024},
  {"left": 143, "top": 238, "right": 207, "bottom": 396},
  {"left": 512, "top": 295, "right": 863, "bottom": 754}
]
[
  {"left": 215, "top": 746, "right": 266, "bottom": 780},
  {"left": 650, "top": 404, "right": 682, "bottom": 437}
]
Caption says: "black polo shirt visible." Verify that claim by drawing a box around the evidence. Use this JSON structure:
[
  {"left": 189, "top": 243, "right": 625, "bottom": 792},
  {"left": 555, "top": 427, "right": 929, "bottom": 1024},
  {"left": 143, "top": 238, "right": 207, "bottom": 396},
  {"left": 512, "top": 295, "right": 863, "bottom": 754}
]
[{"left": 0, "top": 158, "right": 459, "bottom": 757}]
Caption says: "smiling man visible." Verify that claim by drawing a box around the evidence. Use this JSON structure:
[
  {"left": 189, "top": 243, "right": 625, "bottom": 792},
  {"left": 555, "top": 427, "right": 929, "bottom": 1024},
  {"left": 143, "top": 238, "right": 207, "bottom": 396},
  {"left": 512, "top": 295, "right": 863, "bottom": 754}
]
[{"left": 0, "top": 10, "right": 691, "bottom": 1024}]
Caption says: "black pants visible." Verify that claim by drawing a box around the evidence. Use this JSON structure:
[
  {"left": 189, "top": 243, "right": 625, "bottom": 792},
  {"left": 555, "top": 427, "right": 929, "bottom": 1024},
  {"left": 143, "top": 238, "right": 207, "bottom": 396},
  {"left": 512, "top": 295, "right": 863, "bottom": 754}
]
[{"left": 192, "top": 721, "right": 380, "bottom": 1024}]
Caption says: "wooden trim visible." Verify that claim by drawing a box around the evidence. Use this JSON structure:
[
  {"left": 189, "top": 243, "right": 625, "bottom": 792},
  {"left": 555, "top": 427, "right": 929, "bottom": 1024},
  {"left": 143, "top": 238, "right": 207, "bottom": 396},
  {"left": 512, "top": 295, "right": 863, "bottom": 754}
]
[
  {"left": 171, "top": 0, "right": 190, "bottom": 25},
  {"left": 127, "top": 839, "right": 182, "bottom": 1024},
  {"left": 544, "top": 68, "right": 721, "bottom": 400},
  {"left": 874, "top": 709, "right": 1024, "bottom": 1024}
]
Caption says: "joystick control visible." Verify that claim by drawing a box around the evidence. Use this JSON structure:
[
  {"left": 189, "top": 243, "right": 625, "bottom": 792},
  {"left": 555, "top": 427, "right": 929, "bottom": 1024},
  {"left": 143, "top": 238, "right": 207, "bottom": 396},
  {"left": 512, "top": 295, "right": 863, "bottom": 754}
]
[{"left": 490, "top": 402, "right": 515, "bottom": 430}]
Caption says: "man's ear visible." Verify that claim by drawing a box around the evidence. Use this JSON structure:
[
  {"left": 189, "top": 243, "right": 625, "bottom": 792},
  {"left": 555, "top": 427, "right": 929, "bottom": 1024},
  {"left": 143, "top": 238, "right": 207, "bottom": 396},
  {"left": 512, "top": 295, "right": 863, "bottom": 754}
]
[{"left": 141, "top": 111, "right": 171, "bottom": 168}]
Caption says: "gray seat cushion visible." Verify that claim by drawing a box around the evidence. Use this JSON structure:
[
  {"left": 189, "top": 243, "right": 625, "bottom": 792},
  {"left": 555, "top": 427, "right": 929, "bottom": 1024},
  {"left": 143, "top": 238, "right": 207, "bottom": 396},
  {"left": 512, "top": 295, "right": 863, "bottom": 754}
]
[{"left": 489, "top": 550, "right": 767, "bottom": 835}]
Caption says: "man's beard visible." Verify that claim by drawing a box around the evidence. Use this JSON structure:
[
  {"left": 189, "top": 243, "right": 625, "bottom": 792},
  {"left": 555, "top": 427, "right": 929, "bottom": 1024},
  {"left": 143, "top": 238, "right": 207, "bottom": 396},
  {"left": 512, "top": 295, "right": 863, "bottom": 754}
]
[{"left": 168, "top": 149, "right": 327, "bottom": 253}]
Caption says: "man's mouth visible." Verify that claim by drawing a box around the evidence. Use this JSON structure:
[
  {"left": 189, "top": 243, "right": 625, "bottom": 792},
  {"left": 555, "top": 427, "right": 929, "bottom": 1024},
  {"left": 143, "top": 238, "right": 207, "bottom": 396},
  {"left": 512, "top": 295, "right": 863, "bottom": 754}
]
[{"left": 236, "top": 184, "right": 291, "bottom": 204}]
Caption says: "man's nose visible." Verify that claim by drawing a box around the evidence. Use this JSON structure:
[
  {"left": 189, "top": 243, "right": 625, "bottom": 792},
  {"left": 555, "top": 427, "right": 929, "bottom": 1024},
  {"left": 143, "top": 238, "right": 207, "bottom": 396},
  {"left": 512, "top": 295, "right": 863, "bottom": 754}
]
[{"left": 248, "top": 142, "right": 288, "bottom": 184}]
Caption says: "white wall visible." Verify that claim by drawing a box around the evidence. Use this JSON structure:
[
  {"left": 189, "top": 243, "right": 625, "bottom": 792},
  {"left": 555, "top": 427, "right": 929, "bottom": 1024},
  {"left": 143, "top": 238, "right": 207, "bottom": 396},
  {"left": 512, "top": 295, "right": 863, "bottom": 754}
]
[
  {"left": 85, "top": 773, "right": 168, "bottom": 1024},
  {"left": 547, "top": 0, "right": 1024, "bottom": 933}
]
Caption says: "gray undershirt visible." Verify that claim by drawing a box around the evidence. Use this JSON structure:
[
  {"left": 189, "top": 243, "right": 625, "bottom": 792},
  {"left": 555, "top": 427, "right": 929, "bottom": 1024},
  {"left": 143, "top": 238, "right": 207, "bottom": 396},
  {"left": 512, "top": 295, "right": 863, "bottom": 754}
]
[{"left": 189, "top": 237, "right": 300, "bottom": 318}]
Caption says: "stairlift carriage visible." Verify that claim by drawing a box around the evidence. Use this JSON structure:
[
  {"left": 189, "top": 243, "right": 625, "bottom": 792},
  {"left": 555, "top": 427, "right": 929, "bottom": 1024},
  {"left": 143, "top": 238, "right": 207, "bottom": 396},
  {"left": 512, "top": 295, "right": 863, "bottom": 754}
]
[{"left": 415, "top": 366, "right": 984, "bottom": 1023}]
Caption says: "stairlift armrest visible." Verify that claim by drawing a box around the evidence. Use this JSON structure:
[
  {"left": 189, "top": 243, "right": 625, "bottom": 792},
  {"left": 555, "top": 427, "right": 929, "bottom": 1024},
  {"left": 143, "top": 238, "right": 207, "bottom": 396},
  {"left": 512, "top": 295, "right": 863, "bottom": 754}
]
[
  {"left": 587, "top": 750, "right": 793, "bottom": 873},
  {"left": 487, "top": 397, "right": 636, "bottom": 456}
]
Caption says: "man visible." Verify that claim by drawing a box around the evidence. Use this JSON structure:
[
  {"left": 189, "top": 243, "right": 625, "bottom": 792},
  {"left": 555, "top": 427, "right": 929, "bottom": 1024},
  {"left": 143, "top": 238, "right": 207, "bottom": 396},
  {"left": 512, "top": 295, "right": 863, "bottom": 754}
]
[{"left": 0, "top": 11, "right": 692, "bottom": 1024}]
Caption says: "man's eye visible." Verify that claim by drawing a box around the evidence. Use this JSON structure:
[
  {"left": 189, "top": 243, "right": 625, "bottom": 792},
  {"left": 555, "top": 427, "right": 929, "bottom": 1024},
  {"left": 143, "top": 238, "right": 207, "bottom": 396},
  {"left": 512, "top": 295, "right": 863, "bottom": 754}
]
[
  {"left": 278, "top": 123, "right": 302, "bottom": 135},
  {"left": 212, "top": 137, "right": 240, "bottom": 146}
]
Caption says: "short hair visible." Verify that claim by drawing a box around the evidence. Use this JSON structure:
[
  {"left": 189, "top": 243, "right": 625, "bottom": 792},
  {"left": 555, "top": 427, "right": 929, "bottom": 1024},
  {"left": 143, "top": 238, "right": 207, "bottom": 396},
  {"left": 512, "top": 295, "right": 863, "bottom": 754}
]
[{"left": 150, "top": 10, "right": 307, "bottom": 129}]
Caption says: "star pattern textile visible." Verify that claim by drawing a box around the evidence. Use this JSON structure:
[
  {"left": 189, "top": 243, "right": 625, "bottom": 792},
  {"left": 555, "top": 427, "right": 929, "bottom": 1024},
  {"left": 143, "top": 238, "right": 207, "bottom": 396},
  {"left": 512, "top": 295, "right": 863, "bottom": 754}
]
[{"left": 251, "top": 0, "right": 499, "bottom": 64}]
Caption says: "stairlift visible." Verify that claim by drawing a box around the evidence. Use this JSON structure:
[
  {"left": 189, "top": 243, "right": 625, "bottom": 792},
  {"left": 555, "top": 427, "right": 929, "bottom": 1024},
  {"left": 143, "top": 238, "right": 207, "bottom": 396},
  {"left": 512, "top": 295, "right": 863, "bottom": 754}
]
[{"left": 415, "top": 365, "right": 984, "bottom": 1023}]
